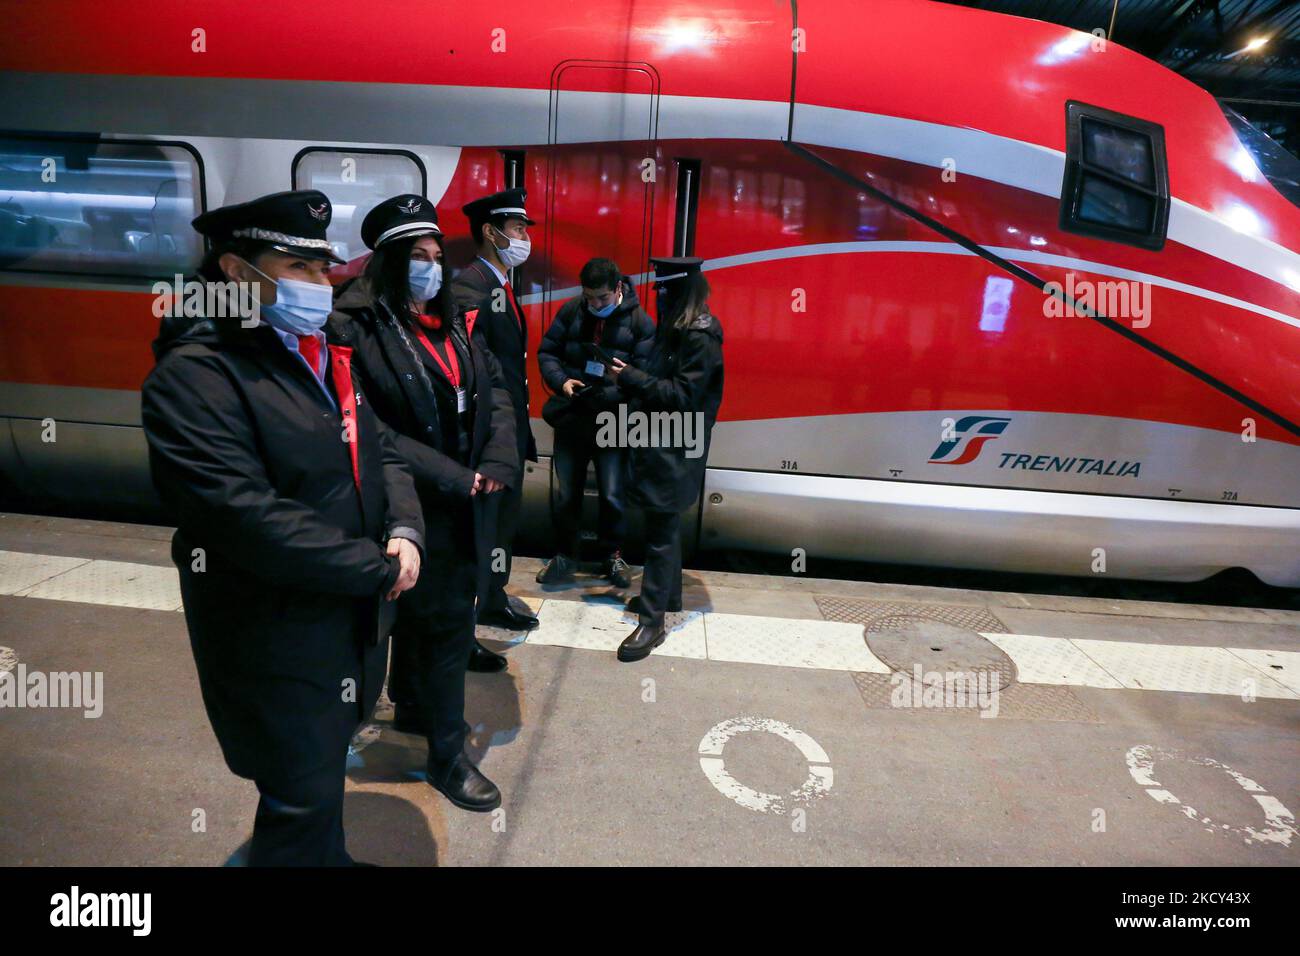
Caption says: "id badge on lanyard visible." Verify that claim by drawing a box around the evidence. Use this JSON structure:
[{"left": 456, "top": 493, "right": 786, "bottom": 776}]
[
  {"left": 584, "top": 359, "right": 605, "bottom": 377},
  {"left": 413, "top": 326, "right": 467, "bottom": 414}
]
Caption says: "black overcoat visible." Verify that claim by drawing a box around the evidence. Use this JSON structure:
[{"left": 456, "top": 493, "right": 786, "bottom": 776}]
[
  {"left": 615, "top": 312, "right": 725, "bottom": 513},
  {"left": 141, "top": 313, "right": 424, "bottom": 787},
  {"left": 450, "top": 258, "right": 537, "bottom": 466},
  {"left": 329, "top": 278, "right": 517, "bottom": 615}
]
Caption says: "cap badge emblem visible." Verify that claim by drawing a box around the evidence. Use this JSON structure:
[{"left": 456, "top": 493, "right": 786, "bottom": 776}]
[{"left": 307, "top": 202, "right": 329, "bottom": 222}]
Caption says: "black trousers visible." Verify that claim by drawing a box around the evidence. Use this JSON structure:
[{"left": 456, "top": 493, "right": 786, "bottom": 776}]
[
  {"left": 637, "top": 509, "right": 683, "bottom": 628},
  {"left": 551, "top": 424, "right": 627, "bottom": 559},
  {"left": 483, "top": 478, "right": 522, "bottom": 614},
  {"left": 388, "top": 540, "right": 476, "bottom": 763},
  {"left": 249, "top": 753, "right": 350, "bottom": 866}
]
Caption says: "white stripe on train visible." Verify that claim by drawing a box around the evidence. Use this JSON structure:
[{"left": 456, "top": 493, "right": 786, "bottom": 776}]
[{"left": 522, "top": 239, "right": 1300, "bottom": 331}]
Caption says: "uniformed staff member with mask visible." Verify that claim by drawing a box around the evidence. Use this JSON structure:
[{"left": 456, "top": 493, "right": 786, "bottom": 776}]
[
  {"left": 451, "top": 187, "right": 539, "bottom": 632},
  {"left": 141, "top": 191, "right": 425, "bottom": 865},
  {"left": 330, "top": 194, "right": 518, "bottom": 811},
  {"left": 609, "top": 257, "right": 724, "bottom": 662}
]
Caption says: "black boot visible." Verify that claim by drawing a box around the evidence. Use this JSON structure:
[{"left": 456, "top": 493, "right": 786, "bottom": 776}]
[
  {"left": 617, "top": 623, "right": 666, "bottom": 663},
  {"left": 427, "top": 752, "right": 502, "bottom": 812},
  {"left": 468, "top": 638, "right": 508, "bottom": 673},
  {"left": 625, "top": 594, "right": 682, "bottom": 615}
]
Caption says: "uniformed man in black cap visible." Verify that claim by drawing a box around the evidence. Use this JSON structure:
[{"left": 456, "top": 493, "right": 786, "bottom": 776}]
[
  {"left": 451, "top": 187, "right": 540, "bottom": 632},
  {"left": 141, "top": 190, "right": 425, "bottom": 865},
  {"left": 608, "top": 256, "right": 724, "bottom": 662}
]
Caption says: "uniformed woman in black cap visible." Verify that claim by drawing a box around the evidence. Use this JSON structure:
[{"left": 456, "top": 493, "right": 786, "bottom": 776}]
[
  {"left": 609, "top": 257, "right": 724, "bottom": 662},
  {"left": 330, "top": 194, "right": 518, "bottom": 810},
  {"left": 142, "top": 190, "right": 425, "bottom": 865}
]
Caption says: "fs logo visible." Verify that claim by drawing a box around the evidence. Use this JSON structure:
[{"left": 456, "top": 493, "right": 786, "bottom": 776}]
[{"left": 928, "top": 416, "right": 1011, "bottom": 465}]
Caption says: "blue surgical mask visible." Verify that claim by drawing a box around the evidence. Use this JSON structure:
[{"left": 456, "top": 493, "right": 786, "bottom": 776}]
[
  {"left": 245, "top": 260, "right": 334, "bottom": 335},
  {"left": 595, "top": 290, "right": 624, "bottom": 319},
  {"left": 492, "top": 226, "right": 531, "bottom": 267},
  {"left": 408, "top": 259, "right": 443, "bottom": 303}
]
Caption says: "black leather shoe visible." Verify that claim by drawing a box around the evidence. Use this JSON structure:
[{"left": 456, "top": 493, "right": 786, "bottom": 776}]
[
  {"left": 391, "top": 703, "right": 427, "bottom": 736},
  {"left": 427, "top": 753, "right": 502, "bottom": 812},
  {"left": 536, "top": 553, "right": 577, "bottom": 584},
  {"left": 604, "top": 552, "right": 631, "bottom": 589},
  {"left": 617, "top": 623, "right": 666, "bottom": 662},
  {"left": 478, "top": 605, "right": 540, "bottom": 631},
  {"left": 468, "top": 638, "right": 508, "bottom": 673},
  {"left": 625, "top": 595, "right": 682, "bottom": 615},
  {"left": 507, "top": 595, "right": 540, "bottom": 620}
]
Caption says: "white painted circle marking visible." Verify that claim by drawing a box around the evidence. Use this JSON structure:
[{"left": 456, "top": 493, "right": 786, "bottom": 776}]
[
  {"left": 1125, "top": 744, "right": 1296, "bottom": 847},
  {"left": 698, "top": 717, "right": 832, "bottom": 815}
]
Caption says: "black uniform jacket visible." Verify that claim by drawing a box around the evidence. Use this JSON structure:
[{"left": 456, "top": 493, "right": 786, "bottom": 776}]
[
  {"left": 450, "top": 257, "right": 537, "bottom": 466},
  {"left": 537, "top": 277, "right": 655, "bottom": 416},
  {"left": 329, "top": 278, "right": 518, "bottom": 612},
  {"left": 615, "top": 312, "right": 725, "bottom": 513},
  {"left": 141, "top": 310, "right": 424, "bottom": 785}
]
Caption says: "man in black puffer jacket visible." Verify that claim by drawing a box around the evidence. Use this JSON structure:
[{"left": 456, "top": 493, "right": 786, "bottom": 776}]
[{"left": 536, "top": 258, "right": 654, "bottom": 586}]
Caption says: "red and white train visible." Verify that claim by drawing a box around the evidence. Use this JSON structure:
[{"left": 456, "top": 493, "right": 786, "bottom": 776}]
[{"left": 1, "top": 0, "right": 1298, "bottom": 584}]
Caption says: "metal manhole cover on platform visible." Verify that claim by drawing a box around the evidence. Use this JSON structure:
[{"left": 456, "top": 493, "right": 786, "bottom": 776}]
[
  {"left": 815, "top": 596, "right": 1008, "bottom": 634},
  {"left": 864, "top": 619, "right": 1017, "bottom": 691}
]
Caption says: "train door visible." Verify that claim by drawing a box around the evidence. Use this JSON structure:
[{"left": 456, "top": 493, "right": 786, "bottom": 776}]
[
  {"left": 541, "top": 60, "right": 661, "bottom": 321},
  {"left": 534, "top": 60, "right": 662, "bottom": 560}
]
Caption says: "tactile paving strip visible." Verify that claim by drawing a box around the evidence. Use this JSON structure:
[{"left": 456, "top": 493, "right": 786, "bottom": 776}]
[
  {"left": 15, "top": 558, "right": 182, "bottom": 610},
  {"left": 705, "top": 612, "right": 889, "bottom": 672},
  {"left": 815, "top": 596, "right": 1009, "bottom": 635},
  {"left": 850, "top": 673, "right": 1102, "bottom": 723},
  {"left": 1070, "top": 638, "right": 1297, "bottom": 698},
  {"left": 0, "top": 550, "right": 90, "bottom": 595},
  {"left": 523, "top": 599, "right": 707, "bottom": 659}
]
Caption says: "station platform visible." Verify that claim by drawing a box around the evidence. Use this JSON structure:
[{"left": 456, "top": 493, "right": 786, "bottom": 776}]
[{"left": 0, "top": 512, "right": 1296, "bottom": 866}]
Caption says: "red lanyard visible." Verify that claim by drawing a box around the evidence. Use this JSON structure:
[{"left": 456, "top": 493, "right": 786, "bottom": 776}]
[{"left": 413, "top": 327, "right": 461, "bottom": 389}]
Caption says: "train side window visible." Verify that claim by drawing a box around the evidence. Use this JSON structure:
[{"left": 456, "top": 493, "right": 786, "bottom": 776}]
[
  {"left": 1059, "top": 102, "right": 1169, "bottom": 250},
  {"left": 0, "top": 134, "right": 204, "bottom": 278},
  {"left": 292, "top": 148, "right": 427, "bottom": 263}
]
